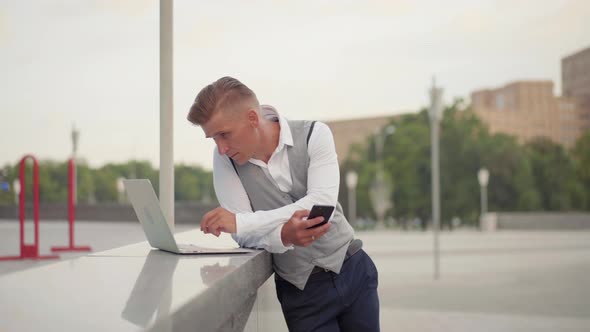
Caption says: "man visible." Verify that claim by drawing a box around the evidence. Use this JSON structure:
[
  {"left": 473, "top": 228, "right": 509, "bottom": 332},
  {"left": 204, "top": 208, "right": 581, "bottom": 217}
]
[{"left": 188, "top": 76, "right": 379, "bottom": 332}]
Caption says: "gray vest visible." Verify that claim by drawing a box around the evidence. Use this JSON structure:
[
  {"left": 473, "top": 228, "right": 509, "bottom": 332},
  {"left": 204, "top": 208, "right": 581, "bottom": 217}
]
[{"left": 231, "top": 120, "right": 354, "bottom": 290}]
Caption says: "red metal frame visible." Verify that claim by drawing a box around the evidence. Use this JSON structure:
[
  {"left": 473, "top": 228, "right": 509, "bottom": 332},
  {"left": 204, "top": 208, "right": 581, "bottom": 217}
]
[
  {"left": 51, "top": 158, "right": 92, "bottom": 253},
  {"left": 0, "top": 155, "right": 59, "bottom": 261}
]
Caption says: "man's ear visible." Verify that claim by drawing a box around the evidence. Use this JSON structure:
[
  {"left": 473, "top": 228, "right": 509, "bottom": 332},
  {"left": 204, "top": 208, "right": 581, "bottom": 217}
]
[{"left": 247, "top": 109, "right": 259, "bottom": 128}]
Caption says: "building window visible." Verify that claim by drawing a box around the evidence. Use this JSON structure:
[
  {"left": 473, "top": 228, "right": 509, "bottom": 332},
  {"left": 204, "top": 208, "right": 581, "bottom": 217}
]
[
  {"left": 495, "top": 94, "right": 505, "bottom": 110},
  {"left": 559, "top": 102, "right": 574, "bottom": 111}
]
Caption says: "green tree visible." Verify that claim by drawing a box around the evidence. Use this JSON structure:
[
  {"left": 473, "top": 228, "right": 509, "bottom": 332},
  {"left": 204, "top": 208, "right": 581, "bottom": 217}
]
[
  {"left": 0, "top": 159, "right": 216, "bottom": 205},
  {"left": 0, "top": 163, "right": 18, "bottom": 205},
  {"left": 572, "top": 130, "right": 590, "bottom": 209},
  {"left": 526, "top": 137, "right": 585, "bottom": 210},
  {"left": 483, "top": 133, "right": 541, "bottom": 212},
  {"left": 175, "top": 164, "right": 216, "bottom": 203},
  {"left": 76, "top": 160, "right": 96, "bottom": 204},
  {"left": 93, "top": 164, "right": 119, "bottom": 202},
  {"left": 342, "top": 98, "right": 589, "bottom": 229}
]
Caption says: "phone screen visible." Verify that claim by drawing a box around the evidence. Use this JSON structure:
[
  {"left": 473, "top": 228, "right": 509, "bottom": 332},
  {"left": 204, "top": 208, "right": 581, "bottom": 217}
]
[{"left": 306, "top": 205, "right": 335, "bottom": 229}]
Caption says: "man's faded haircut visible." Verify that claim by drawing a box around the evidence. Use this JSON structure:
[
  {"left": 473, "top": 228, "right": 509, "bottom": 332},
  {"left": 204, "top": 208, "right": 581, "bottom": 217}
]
[{"left": 187, "top": 76, "right": 259, "bottom": 126}]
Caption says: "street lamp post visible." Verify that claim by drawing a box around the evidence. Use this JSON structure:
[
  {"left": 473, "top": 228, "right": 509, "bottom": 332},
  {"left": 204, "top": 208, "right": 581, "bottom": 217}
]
[
  {"left": 371, "top": 125, "right": 395, "bottom": 229},
  {"left": 375, "top": 125, "right": 396, "bottom": 167},
  {"left": 478, "top": 168, "right": 489, "bottom": 230},
  {"left": 12, "top": 179, "right": 20, "bottom": 205},
  {"left": 428, "top": 77, "right": 443, "bottom": 280},
  {"left": 12, "top": 179, "right": 20, "bottom": 218},
  {"left": 71, "top": 124, "right": 79, "bottom": 205},
  {"left": 0, "top": 169, "right": 8, "bottom": 193},
  {"left": 116, "top": 177, "right": 126, "bottom": 204},
  {"left": 346, "top": 171, "right": 358, "bottom": 225}
]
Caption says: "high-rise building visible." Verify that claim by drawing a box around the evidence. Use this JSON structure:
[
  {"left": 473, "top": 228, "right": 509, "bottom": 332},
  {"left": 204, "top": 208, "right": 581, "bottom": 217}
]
[{"left": 562, "top": 46, "right": 590, "bottom": 129}]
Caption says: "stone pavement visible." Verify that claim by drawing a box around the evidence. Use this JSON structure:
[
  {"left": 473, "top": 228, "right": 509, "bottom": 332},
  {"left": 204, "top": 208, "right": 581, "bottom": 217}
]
[
  {"left": 358, "top": 230, "right": 590, "bottom": 331},
  {"left": 380, "top": 308, "right": 590, "bottom": 331}
]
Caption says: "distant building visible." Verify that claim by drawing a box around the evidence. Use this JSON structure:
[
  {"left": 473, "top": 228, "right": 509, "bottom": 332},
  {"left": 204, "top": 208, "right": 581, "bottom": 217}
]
[
  {"left": 562, "top": 46, "right": 590, "bottom": 128},
  {"left": 471, "top": 81, "right": 582, "bottom": 147},
  {"left": 325, "top": 114, "right": 403, "bottom": 165},
  {"left": 471, "top": 46, "right": 590, "bottom": 148}
]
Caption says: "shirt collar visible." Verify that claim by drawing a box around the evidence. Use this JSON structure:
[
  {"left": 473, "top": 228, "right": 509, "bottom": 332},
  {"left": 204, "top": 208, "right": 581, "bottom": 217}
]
[{"left": 261, "top": 104, "right": 293, "bottom": 148}]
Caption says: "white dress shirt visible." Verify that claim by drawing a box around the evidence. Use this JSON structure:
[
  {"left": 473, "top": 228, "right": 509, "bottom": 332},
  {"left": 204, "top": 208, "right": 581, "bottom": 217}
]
[{"left": 212, "top": 108, "right": 340, "bottom": 253}]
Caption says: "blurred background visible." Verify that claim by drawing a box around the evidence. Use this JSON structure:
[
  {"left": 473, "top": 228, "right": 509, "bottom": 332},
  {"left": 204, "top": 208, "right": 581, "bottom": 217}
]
[
  {"left": 1, "top": 1, "right": 589, "bottom": 330},
  {"left": 0, "top": 0, "right": 589, "bottom": 227}
]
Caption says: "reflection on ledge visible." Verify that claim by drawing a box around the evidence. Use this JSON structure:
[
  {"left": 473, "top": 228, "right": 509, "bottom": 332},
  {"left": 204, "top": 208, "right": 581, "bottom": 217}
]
[
  {"left": 201, "top": 260, "right": 257, "bottom": 331},
  {"left": 122, "top": 250, "right": 178, "bottom": 327},
  {"left": 201, "top": 262, "right": 237, "bottom": 286},
  {"left": 121, "top": 251, "right": 263, "bottom": 331}
]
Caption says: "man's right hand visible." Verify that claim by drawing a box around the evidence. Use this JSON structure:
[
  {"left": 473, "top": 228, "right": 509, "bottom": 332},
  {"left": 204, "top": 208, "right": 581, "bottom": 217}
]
[{"left": 281, "top": 209, "right": 332, "bottom": 247}]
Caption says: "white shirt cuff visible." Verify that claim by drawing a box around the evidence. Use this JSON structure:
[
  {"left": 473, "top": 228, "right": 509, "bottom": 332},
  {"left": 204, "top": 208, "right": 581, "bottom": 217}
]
[
  {"left": 235, "top": 212, "right": 256, "bottom": 236},
  {"left": 269, "top": 225, "right": 293, "bottom": 253}
]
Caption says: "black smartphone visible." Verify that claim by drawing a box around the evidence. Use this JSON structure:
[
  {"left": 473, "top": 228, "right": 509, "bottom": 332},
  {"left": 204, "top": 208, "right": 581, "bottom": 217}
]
[{"left": 306, "top": 205, "right": 335, "bottom": 229}]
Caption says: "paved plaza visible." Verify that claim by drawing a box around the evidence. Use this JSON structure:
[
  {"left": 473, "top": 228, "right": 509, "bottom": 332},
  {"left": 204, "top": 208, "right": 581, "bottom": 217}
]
[
  {"left": 1, "top": 220, "right": 589, "bottom": 331},
  {"left": 359, "top": 230, "right": 590, "bottom": 331}
]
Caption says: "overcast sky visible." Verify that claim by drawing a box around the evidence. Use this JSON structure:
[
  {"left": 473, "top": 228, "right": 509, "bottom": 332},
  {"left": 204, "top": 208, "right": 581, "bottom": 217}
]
[{"left": 1, "top": 0, "right": 589, "bottom": 170}]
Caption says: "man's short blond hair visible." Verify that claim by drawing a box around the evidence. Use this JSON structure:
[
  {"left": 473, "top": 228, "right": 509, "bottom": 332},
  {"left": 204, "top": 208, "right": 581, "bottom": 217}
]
[{"left": 187, "top": 76, "right": 259, "bottom": 126}]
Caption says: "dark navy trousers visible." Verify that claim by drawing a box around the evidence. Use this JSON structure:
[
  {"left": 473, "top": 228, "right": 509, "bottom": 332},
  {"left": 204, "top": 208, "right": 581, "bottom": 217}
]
[{"left": 275, "top": 249, "right": 380, "bottom": 332}]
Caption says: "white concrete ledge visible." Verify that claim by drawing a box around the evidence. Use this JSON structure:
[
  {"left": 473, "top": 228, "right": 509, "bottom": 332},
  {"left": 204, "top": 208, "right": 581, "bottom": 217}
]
[{"left": 0, "top": 230, "right": 273, "bottom": 332}]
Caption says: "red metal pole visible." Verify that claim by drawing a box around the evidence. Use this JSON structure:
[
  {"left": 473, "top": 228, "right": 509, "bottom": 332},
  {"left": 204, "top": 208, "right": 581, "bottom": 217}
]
[
  {"left": 19, "top": 157, "right": 28, "bottom": 256},
  {"left": 51, "top": 158, "right": 91, "bottom": 253},
  {"left": 34, "top": 157, "right": 40, "bottom": 255},
  {"left": 68, "top": 159, "right": 74, "bottom": 247},
  {"left": 1, "top": 155, "right": 59, "bottom": 261},
  {"left": 19, "top": 155, "right": 40, "bottom": 257}
]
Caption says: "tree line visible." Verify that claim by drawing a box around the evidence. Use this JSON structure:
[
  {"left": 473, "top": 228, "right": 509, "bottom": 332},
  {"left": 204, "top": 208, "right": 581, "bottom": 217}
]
[
  {"left": 0, "top": 160, "right": 216, "bottom": 205},
  {"left": 340, "top": 99, "right": 590, "bottom": 227}
]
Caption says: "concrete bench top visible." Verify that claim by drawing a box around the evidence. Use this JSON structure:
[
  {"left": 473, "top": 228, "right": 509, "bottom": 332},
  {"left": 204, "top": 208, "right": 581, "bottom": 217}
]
[{"left": 0, "top": 230, "right": 272, "bottom": 331}]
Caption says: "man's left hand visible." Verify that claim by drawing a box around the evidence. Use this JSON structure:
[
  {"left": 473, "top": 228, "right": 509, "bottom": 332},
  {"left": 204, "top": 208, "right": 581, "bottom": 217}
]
[{"left": 200, "top": 207, "right": 236, "bottom": 237}]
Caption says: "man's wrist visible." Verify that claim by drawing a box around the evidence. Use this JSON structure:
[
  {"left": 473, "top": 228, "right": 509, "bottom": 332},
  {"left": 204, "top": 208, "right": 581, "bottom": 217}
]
[
  {"left": 269, "top": 225, "right": 292, "bottom": 253},
  {"left": 234, "top": 213, "right": 249, "bottom": 236},
  {"left": 280, "top": 223, "right": 292, "bottom": 246},
  {"left": 230, "top": 213, "right": 237, "bottom": 233}
]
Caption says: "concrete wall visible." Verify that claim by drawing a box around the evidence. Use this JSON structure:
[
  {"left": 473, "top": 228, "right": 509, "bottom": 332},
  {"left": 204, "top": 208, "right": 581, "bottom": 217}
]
[
  {"left": 3, "top": 204, "right": 589, "bottom": 230},
  {"left": 489, "top": 212, "right": 590, "bottom": 230},
  {"left": 0, "top": 202, "right": 217, "bottom": 224}
]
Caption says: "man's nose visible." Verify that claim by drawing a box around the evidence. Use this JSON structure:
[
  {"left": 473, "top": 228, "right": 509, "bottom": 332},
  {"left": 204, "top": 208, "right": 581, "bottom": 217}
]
[{"left": 216, "top": 142, "right": 230, "bottom": 155}]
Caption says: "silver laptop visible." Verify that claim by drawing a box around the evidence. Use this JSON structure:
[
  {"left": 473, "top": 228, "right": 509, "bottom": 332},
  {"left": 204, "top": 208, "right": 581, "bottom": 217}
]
[{"left": 123, "top": 179, "right": 252, "bottom": 255}]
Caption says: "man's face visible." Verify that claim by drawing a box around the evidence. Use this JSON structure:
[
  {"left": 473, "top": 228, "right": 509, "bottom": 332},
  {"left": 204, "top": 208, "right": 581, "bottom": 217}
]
[{"left": 202, "top": 107, "right": 259, "bottom": 165}]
